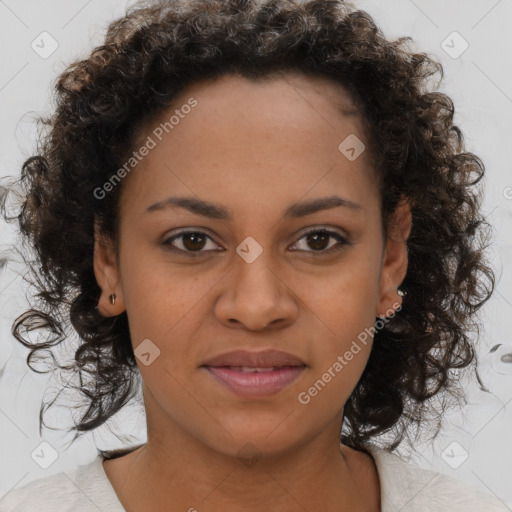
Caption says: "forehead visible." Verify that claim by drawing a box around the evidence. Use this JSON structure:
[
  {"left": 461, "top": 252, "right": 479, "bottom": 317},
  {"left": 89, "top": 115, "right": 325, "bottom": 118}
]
[
  {"left": 120, "top": 71, "right": 377, "bottom": 221},
  {"left": 133, "top": 70, "right": 364, "bottom": 141},
  {"left": 185, "top": 69, "right": 361, "bottom": 112}
]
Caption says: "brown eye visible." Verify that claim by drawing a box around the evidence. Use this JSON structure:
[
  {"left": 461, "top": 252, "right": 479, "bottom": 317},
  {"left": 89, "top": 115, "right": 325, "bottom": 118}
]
[
  {"left": 290, "top": 229, "right": 349, "bottom": 255},
  {"left": 162, "top": 230, "right": 221, "bottom": 256},
  {"left": 180, "top": 232, "right": 207, "bottom": 251},
  {"left": 161, "top": 227, "right": 350, "bottom": 258},
  {"left": 305, "top": 231, "right": 330, "bottom": 251}
]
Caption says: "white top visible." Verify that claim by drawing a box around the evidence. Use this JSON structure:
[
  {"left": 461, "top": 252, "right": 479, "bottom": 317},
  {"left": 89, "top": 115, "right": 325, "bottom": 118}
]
[{"left": 0, "top": 445, "right": 508, "bottom": 511}]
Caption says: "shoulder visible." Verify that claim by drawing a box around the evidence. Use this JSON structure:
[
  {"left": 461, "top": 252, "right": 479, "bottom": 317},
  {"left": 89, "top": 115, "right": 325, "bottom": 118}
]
[
  {"left": 0, "top": 456, "right": 125, "bottom": 512},
  {"left": 365, "top": 444, "right": 509, "bottom": 512}
]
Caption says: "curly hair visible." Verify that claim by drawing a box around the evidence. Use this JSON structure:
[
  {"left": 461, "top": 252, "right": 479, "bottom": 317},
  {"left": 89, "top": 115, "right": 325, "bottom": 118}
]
[{"left": 1, "top": 0, "right": 495, "bottom": 453}]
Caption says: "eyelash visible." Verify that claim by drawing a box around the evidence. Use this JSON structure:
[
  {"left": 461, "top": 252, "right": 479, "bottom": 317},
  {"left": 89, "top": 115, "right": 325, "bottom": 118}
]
[{"left": 161, "top": 228, "right": 350, "bottom": 258}]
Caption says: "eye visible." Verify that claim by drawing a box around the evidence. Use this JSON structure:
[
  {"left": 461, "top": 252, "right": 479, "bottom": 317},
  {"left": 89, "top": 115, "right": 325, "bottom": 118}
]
[
  {"left": 289, "top": 228, "right": 349, "bottom": 256},
  {"left": 161, "top": 227, "right": 350, "bottom": 258},
  {"left": 161, "top": 230, "right": 222, "bottom": 257}
]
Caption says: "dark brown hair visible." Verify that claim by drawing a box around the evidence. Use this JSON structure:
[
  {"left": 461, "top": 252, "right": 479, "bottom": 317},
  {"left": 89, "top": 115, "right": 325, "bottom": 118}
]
[{"left": 1, "top": 0, "right": 495, "bottom": 452}]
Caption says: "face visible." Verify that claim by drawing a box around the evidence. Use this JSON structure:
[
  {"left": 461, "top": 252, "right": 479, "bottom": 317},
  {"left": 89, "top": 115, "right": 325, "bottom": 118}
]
[{"left": 94, "top": 71, "right": 411, "bottom": 458}]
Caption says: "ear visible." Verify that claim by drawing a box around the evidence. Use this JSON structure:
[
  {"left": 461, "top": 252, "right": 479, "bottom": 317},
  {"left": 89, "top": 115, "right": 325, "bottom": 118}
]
[
  {"left": 375, "top": 196, "right": 412, "bottom": 318},
  {"left": 93, "top": 221, "right": 125, "bottom": 316}
]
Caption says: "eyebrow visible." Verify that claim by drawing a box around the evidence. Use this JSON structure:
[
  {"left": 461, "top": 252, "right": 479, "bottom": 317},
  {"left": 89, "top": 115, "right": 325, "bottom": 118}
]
[{"left": 145, "top": 195, "right": 364, "bottom": 220}]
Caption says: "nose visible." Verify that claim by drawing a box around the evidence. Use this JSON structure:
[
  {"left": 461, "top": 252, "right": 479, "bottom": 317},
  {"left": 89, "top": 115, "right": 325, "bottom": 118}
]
[{"left": 214, "top": 252, "right": 299, "bottom": 332}]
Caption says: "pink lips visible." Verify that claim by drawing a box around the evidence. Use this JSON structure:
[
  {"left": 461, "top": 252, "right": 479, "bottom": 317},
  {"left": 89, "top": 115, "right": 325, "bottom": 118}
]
[{"left": 201, "top": 349, "right": 306, "bottom": 398}]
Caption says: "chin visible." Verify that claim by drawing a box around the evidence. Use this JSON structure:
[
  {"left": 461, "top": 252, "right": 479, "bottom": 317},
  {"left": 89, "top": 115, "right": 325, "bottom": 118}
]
[{"left": 197, "top": 419, "right": 308, "bottom": 461}]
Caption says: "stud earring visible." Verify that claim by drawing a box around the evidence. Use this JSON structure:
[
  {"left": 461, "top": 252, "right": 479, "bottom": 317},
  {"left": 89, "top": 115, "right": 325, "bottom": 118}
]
[
  {"left": 109, "top": 293, "right": 116, "bottom": 305},
  {"left": 377, "top": 288, "right": 406, "bottom": 319}
]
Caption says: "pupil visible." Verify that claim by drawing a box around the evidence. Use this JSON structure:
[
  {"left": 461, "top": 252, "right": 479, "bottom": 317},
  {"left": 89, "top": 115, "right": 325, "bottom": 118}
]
[
  {"left": 308, "top": 231, "right": 329, "bottom": 251},
  {"left": 183, "top": 233, "right": 205, "bottom": 251}
]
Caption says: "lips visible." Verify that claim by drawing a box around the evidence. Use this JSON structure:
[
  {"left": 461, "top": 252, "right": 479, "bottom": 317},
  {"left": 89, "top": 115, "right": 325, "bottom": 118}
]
[
  {"left": 200, "top": 349, "right": 306, "bottom": 369},
  {"left": 200, "top": 349, "right": 307, "bottom": 398}
]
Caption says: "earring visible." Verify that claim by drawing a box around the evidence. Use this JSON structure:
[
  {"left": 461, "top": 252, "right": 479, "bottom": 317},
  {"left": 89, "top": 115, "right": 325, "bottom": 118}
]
[
  {"left": 109, "top": 293, "right": 116, "bottom": 305},
  {"left": 377, "top": 288, "right": 406, "bottom": 319}
]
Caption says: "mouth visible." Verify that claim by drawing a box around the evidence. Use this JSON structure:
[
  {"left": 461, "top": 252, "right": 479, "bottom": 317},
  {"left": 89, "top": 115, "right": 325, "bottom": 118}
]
[
  {"left": 218, "top": 366, "right": 294, "bottom": 372},
  {"left": 200, "top": 349, "right": 307, "bottom": 398},
  {"left": 202, "top": 365, "right": 306, "bottom": 398}
]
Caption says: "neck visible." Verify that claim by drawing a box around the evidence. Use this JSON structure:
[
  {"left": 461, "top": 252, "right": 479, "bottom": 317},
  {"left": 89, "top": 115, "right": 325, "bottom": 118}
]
[{"left": 103, "top": 392, "right": 378, "bottom": 512}]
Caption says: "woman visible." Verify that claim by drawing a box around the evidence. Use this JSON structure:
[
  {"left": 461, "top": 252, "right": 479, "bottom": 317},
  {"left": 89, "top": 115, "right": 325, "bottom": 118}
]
[{"left": 0, "top": 0, "right": 507, "bottom": 510}]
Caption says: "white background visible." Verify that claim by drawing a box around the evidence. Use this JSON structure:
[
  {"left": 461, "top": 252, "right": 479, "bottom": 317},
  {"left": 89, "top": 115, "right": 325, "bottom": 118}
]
[{"left": 0, "top": 0, "right": 511, "bottom": 508}]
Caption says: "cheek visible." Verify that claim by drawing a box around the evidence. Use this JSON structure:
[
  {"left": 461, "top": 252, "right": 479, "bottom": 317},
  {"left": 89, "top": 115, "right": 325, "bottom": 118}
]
[
  {"left": 297, "top": 337, "right": 373, "bottom": 422},
  {"left": 118, "top": 246, "right": 209, "bottom": 341},
  {"left": 296, "top": 263, "right": 379, "bottom": 341},
  {"left": 122, "top": 276, "right": 203, "bottom": 367},
  {"left": 293, "top": 271, "right": 377, "bottom": 408}
]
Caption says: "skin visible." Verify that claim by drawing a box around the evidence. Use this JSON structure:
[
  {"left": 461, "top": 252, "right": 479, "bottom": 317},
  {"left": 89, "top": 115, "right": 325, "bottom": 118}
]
[{"left": 94, "top": 70, "right": 412, "bottom": 512}]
